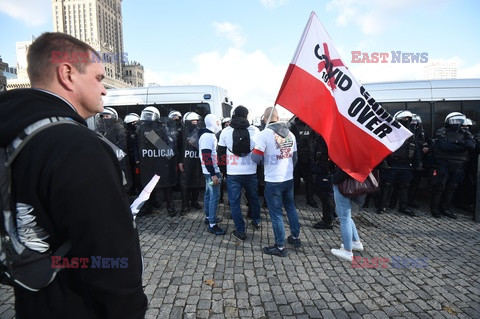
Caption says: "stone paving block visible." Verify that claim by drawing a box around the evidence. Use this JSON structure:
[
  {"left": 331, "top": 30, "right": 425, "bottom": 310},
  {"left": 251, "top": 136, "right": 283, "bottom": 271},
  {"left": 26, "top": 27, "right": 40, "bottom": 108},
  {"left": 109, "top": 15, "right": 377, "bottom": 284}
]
[{"left": 2, "top": 195, "right": 480, "bottom": 318}]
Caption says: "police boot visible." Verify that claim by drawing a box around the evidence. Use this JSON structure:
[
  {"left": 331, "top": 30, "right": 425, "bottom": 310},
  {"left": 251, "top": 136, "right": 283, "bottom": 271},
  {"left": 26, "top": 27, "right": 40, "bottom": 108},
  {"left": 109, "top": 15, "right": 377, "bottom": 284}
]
[
  {"left": 441, "top": 184, "right": 458, "bottom": 219},
  {"left": 180, "top": 188, "right": 190, "bottom": 214},
  {"left": 398, "top": 183, "right": 416, "bottom": 217},
  {"left": 305, "top": 182, "right": 318, "bottom": 208},
  {"left": 190, "top": 188, "right": 202, "bottom": 210},
  {"left": 430, "top": 185, "right": 443, "bottom": 218},
  {"left": 167, "top": 201, "right": 177, "bottom": 216},
  {"left": 376, "top": 182, "right": 393, "bottom": 214}
]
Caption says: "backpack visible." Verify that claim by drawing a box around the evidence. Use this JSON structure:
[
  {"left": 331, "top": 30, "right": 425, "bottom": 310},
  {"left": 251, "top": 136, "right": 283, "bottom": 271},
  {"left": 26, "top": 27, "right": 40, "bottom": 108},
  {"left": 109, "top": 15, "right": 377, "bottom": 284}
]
[
  {"left": 0, "top": 118, "right": 74, "bottom": 291},
  {"left": 231, "top": 127, "right": 251, "bottom": 157}
]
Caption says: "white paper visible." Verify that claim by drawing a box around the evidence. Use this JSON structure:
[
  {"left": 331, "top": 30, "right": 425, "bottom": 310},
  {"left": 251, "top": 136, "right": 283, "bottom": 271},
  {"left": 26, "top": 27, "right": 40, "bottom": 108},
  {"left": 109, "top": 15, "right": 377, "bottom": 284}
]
[{"left": 130, "top": 174, "right": 160, "bottom": 219}]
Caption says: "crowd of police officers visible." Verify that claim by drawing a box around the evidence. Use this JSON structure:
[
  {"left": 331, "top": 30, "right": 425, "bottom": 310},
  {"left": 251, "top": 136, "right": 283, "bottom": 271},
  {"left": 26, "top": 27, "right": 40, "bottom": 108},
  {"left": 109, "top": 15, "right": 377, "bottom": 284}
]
[{"left": 93, "top": 106, "right": 479, "bottom": 224}]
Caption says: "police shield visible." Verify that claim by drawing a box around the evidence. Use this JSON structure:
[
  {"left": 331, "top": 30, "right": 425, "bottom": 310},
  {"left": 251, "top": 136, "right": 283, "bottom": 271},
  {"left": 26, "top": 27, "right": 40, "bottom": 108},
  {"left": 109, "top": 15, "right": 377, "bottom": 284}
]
[
  {"left": 95, "top": 119, "right": 133, "bottom": 191},
  {"left": 179, "top": 120, "right": 205, "bottom": 188},
  {"left": 136, "top": 118, "right": 178, "bottom": 188}
]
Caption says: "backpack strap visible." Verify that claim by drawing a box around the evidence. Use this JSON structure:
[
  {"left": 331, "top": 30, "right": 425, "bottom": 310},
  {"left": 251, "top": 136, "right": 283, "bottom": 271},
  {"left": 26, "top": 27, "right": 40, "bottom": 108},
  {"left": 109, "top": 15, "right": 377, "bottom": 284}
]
[{"left": 6, "top": 117, "right": 79, "bottom": 166}]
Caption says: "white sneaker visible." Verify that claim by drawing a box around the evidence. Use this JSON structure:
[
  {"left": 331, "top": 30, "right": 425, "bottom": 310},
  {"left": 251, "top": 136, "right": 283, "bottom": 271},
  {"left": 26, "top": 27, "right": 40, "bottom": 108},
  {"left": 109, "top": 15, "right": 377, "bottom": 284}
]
[
  {"left": 331, "top": 248, "right": 353, "bottom": 262},
  {"left": 340, "top": 241, "right": 364, "bottom": 251}
]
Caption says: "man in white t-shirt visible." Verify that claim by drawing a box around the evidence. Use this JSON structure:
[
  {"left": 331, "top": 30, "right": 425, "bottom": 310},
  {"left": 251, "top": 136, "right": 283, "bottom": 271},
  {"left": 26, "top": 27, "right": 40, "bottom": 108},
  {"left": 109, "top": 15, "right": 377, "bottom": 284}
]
[
  {"left": 198, "top": 114, "right": 225, "bottom": 235},
  {"left": 252, "top": 107, "right": 302, "bottom": 257},
  {"left": 218, "top": 106, "right": 261, "bottom": 240}
]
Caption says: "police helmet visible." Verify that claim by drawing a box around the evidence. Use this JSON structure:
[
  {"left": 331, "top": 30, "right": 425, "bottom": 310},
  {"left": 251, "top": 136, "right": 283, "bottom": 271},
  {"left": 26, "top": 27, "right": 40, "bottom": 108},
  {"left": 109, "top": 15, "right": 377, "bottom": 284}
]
[
  {"left": 96, "top": 107, "right": 118, "bottom": 122},
  {"left": 463, "top": 118, "right": 473, "bottom": 126},
  {"left": 182, "top": 112, "right": 201, "bottom": 124},
  {"left": 222, "top": 117, "right": 231, "bottom": 124},
  {"left": 411, "top": 114, "right": 422, "bottom": 125},
  {"left": 140, "top": 106, "right": 160, "bottom": 122},
  {"left": 394, "top": 110, "right": 413, "bottom": 121},
  {"left": 444, "top": 112, "right": 466, "bottom": 125},
  {"left": 168, "top": 110, "right": 182, "bottom": 120},
  {"left": 124, "top": 113, "right": 140, "bottom": 124}
]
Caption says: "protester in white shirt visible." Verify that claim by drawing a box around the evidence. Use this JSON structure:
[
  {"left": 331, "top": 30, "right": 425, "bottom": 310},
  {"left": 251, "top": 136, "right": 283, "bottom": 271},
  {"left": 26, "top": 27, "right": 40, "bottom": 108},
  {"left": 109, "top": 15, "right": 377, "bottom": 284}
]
[
  {"left": 198, "top": 114, "right": 225, "bottom": 235},
  {"left": 252, "top": 107, "right": 302, "bottom": 256}
]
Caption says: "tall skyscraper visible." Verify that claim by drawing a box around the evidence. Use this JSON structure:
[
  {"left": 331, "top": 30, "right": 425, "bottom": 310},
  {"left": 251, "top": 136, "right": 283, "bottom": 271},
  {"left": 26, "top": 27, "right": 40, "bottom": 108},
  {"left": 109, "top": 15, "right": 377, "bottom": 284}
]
[{"left": 52, "top": 0, "right": 142, "bottom": 88}]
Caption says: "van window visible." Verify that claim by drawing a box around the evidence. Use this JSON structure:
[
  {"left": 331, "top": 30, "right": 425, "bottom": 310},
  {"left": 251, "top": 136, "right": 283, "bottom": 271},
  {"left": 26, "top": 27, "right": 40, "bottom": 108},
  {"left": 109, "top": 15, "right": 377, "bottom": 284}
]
[{"left": 222, "top": 103, "right": 233, "bottom": 118}]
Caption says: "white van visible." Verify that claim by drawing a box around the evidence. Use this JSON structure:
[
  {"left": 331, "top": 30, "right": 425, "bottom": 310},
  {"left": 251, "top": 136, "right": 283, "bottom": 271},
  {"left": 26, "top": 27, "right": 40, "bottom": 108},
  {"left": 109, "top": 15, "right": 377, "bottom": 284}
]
[
  {"left": 101, "top": 85, "right": 234, "bottom": 121},
  {"left": 363, "top": 78, "right": 480, "bottom": 138}
]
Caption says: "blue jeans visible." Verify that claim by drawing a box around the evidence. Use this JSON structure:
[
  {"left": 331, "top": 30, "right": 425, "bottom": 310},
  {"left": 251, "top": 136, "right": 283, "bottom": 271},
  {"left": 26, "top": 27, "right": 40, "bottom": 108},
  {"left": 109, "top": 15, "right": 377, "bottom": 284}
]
[
  {"left": 227, "top": 174, "right": 261, "bottom": 233},
  {"left": 264, "top": 179, "right": 300, "bottom": 247},
  {"left": 204, "top": 173, "right": 221, "bottom": 224},
  {"left": 333, "top": 185, "right": 364, "bottom": 251}
]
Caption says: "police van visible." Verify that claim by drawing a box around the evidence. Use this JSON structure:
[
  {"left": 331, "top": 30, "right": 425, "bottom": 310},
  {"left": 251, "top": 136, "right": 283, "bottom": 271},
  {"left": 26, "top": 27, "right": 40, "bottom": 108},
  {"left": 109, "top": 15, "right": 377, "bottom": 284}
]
[
  {"left": 363, "top": 78, "right": 480, "bottom": 138},
  {"left": 101, "top": 85, "right": 234, "bottom": 121}
]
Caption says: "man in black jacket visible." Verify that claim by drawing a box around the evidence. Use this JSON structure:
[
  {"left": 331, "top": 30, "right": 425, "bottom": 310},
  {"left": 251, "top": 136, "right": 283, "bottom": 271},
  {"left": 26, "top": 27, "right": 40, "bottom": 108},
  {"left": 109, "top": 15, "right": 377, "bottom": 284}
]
[{"left": 0, "top": 32, "right": 147, "bottom": 318}]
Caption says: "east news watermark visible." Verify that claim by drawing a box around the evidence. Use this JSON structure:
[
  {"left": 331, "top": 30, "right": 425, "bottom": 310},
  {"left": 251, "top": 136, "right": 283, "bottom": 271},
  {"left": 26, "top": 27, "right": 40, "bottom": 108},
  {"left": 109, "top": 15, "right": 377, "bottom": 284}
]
[
  {"left": 51, "top": 256, "right": 129, "bottom": 269},
  {"left": 351, "top": 51, "right": 428, "bottom": 64}
]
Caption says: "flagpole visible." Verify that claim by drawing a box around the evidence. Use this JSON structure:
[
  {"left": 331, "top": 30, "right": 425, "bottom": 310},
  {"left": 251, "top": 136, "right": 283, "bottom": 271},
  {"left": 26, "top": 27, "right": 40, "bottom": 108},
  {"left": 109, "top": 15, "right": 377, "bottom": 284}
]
[{"left": 265, "top": 105, "right": 277, "bottom": 126}]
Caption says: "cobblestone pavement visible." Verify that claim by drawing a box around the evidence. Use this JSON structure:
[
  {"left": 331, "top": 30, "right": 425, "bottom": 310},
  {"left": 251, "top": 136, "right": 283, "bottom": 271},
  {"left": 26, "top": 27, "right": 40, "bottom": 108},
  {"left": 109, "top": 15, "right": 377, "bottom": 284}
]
[{"left": 1, "top": 192, "right": 479, "bottom": 318}]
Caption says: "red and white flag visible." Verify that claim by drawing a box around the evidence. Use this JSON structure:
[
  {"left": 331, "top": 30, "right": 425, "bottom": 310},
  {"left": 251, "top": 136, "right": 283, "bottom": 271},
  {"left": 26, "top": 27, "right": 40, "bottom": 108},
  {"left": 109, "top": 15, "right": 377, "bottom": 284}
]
[{"left": 275, "top": 12, "right": 412, "bottom": 181}]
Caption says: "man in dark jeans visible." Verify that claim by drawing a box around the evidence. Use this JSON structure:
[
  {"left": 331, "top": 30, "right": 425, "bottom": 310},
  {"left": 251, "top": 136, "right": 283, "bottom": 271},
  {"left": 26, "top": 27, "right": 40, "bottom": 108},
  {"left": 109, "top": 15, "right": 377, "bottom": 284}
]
[
  {"left": 218, "top": 106, "right": 261, "bottom": 240},
  {"left": 252, "top": 107, "right": 301, "bottom": 257}
]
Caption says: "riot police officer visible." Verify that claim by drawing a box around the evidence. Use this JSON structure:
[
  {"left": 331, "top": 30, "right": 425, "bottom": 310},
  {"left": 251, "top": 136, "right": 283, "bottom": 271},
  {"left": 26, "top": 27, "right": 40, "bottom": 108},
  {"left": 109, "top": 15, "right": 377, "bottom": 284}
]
[
  {"left": 407, "top": 113, "right": 428, "bottom": 208},
  {"left": 430, "top": 112, "right": 476, "bottom": 219},
  {"left": 179, "top": 112, "right": 204, "bottom": 214},
  {"left": 136, "top": 106, "right": 179, "bottom": 216},
  {"left": 291, "top": 116, "right": 318, "bottom": 207},
  {"left": 312, "top": 133, "right": 336, "bottom": 229},
  {"left": 124, "top": 112, "right": 141, "bottom": 196},
  {"left": 376, "top": 110, "right": 422, "bottom": 217},
  {"left": 95, "top": 107, "right": 133, "bottom": 194}
]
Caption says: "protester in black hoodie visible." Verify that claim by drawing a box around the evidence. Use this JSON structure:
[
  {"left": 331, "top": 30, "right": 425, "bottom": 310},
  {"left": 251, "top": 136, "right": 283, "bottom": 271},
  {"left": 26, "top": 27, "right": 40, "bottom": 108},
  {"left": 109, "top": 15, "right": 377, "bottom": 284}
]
[
  {"left": 218, "top": 106, "right": 261, "bottom": 240},
  {"left": 0, "top": 32, "right": 147, "bottom": 318}
]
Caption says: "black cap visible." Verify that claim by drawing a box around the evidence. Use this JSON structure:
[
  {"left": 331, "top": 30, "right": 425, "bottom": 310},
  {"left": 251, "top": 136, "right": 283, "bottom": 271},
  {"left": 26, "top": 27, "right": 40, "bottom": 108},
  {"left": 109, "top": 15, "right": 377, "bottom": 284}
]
[{"left": 232, "top": 105, "right": 249, "bottom": 119}]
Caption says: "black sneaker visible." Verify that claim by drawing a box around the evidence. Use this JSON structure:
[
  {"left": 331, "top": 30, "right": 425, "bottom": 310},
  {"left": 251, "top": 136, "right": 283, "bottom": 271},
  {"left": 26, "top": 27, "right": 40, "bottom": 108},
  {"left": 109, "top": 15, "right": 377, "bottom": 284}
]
[
  {"left": 287, "top": 235, "right": 302, "bottom": 248},
  {"left": 208, "top": 224, "right": 226, "bottom": 235},
  {"left": 442, "top": 210, "right": 457, "bottom": 219},
  {"left": 205, "top": 217, "right": 223, "bottom": 224},
  {"left": 251, "top": 220, "right": 261, "bottom": 229},
  {"left": 263, "top": 244, "right": 287, "bottom": 257},
  {"left": 313, "top": 221, "right": 333, "bottom": 229},
  {"left": 232, "top": 230, "right": 246, "bottom": 240}
]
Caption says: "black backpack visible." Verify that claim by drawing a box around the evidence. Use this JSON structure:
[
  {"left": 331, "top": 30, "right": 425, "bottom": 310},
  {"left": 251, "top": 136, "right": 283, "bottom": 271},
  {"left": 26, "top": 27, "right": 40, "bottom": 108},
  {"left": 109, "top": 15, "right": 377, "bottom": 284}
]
[
  {"left": 0, "top": 118, "right": 74, "bottom": 291},
  {"left": 231, "top": 127, "right": 251, "bottom": 157}
]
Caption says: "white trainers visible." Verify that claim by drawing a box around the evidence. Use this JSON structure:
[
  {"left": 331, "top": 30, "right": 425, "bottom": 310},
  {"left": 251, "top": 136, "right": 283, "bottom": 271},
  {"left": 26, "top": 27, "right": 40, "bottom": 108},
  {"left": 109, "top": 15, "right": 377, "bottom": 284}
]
[
  {"left": 331, "top": 247, "right": 353, "bottom": 262},
  {"left": 340, "top": 241, "right": 364, "bottom": 251}
]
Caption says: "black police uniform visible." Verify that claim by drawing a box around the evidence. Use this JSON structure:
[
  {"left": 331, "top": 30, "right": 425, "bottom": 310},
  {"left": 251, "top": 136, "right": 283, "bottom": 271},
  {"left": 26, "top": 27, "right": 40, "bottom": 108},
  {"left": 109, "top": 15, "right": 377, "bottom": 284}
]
[
  {"left": 430, "top": 124, "right": 476, "bottom": 218},
  {"left": 291, "top": 117, "right": 318, "bottom": 207}
]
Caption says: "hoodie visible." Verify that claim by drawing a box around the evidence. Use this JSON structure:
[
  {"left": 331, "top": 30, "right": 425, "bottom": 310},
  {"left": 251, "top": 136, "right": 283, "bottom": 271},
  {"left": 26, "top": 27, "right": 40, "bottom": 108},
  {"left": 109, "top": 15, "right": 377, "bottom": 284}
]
[
  {"left": 0, "top": 89, "right": 147, "bottom": 318},
  {"left": 198, "top": 114, "right": 221, "bottom": 176}
]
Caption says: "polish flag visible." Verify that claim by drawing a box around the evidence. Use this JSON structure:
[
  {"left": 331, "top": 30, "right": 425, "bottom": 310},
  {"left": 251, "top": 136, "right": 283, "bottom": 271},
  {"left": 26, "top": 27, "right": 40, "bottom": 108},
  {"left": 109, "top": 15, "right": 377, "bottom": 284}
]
[{"left": 275, "top": 12, "right": 412, "bottom": 181}]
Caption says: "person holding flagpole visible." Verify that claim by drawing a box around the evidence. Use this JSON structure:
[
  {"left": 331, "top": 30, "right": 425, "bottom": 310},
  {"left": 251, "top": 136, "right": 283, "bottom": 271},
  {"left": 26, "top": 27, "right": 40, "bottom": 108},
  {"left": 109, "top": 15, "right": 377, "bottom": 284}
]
[{"left": 252, "top": 107, "right": 302, "bottom": 257}]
